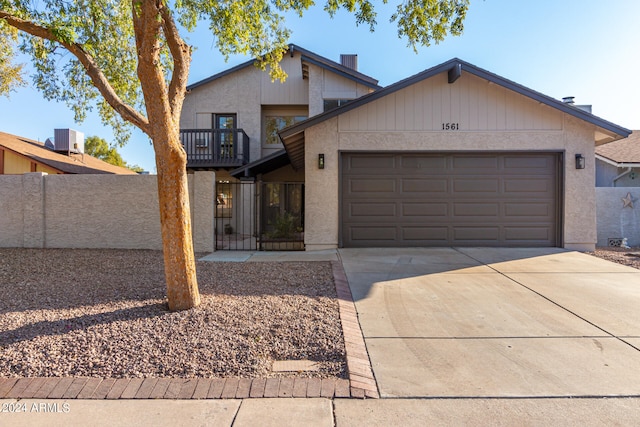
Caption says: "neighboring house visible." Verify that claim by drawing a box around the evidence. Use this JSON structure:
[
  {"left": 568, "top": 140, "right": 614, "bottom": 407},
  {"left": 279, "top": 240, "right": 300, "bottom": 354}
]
[
  {"left": 181, "top": 50, "right": 630, "bottom": 252},
  {"left": 595, "top": 131, "right": 640, "bottom": 187},
  {"left": 0, "top": 130, "right": 137, "bottom": 175},
  {"left": 594, "top": 131, "right": 640, "bottom": 247}
]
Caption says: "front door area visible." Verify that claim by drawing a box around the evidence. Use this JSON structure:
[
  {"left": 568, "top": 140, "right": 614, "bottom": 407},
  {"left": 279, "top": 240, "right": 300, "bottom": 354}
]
[{"left": 215, "top": 180, "right": 304, "bottom": 251}]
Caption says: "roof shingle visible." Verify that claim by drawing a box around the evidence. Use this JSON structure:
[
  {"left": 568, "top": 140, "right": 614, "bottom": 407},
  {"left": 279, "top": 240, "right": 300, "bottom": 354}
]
[{"left": 596, "top": 131, "right": 640, "bottom": 165}]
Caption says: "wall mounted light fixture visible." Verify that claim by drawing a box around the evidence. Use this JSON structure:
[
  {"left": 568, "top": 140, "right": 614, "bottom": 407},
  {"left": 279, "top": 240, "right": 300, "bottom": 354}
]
[
  {"left": 318, "top": 153, "right": 325, "bottom": 169},
  {"left": 575, "top": 154, "right": 585, "bottom": 170}
]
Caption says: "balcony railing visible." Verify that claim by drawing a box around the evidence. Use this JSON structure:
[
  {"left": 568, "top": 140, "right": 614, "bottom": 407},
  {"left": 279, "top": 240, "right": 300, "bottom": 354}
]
[{"left": 180, "top": 129, "right": 250, "bottom": 168}]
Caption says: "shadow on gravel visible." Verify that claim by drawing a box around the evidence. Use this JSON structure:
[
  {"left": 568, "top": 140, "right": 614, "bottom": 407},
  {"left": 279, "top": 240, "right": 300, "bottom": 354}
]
[
  {"left": 0, "top": 249, "right": 336, "bottom": 313},
  {"left": 0, "top": 303, "right": 167, "bottom": 346}
]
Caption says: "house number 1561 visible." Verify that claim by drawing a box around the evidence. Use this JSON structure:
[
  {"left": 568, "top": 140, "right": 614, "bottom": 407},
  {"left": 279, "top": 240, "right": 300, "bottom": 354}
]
[{"left": 442, "top": 123, "right": 459, "bottom": 130}]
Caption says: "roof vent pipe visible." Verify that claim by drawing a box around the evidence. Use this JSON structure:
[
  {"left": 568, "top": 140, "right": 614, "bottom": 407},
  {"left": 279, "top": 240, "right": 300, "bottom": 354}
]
[{"left": 562, "top": 96, "right": 575, "bottom": 105}]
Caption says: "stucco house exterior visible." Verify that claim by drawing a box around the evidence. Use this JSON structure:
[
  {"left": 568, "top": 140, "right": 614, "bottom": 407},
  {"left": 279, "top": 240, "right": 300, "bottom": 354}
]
[
  {"left": 180, "top": 44, "right": 380, "bottom": 249},
  {"left": 278, "top": 58, "right": 630, "bottom": 252},
  {"left": 181, "top": 49, "right": 630, "bottom": 252},
  {"left": 595, "top": 131, "right": 640, "bottom": 187}
]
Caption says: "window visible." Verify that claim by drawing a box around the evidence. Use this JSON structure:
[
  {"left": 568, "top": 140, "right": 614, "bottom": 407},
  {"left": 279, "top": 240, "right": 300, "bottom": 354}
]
[
  {"left": 265, "top": 115, "right": 307, "bottom": 145},
  {"left": 323, "top": 99, "right": 352, "bottom": 112},
  {"left": 215, "top": 114, "right": 236, "bottom": 157}
]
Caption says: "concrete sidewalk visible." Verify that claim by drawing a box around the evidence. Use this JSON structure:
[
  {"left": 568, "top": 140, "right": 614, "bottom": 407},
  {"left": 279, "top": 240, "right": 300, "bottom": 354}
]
[
  {"left": 2, "top": 397, "right": 639, "bottom": 426},
  {"left": 3, "top": 247, "right": 640, "bottom": 425}
]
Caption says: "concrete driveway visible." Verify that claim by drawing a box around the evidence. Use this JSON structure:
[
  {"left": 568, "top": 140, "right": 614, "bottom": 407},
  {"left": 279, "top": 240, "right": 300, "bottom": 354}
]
[{"left": 337, "top": 247, "right": 640, "bottom": 398}]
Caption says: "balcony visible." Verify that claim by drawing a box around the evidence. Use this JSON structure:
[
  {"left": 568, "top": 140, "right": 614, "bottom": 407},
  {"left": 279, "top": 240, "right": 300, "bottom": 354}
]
[{"left": 180, "top": 129, "right": 250, "bottom": 169}]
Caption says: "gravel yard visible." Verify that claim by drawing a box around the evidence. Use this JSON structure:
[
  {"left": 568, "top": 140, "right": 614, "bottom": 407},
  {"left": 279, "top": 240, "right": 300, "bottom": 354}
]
[
  {"left": 589, "top": 246, "right": 640, "bottom": 269},
  {"left": 0, "top": 249, "right": 346, "bottom": 379},
  {"left": 2, "top": 246, "right": 635, "bottom": 381}
]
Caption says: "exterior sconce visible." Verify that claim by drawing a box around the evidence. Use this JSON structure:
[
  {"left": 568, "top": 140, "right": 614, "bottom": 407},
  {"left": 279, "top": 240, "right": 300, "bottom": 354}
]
[
  {"left": 318, "top": 153, "right": 325, "bottom": 169},
  {"left": 575, "top": 154, "right": 585, "bottom": 169}
]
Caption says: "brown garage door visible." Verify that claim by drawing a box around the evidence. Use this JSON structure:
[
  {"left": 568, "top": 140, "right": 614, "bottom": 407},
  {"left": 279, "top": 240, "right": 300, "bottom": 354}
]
[{"left": 341, "top": 152, "right": 560, "bottom": 247}]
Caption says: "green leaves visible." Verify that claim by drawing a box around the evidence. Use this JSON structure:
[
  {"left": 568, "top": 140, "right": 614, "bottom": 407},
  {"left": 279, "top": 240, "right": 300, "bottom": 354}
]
[
  {"left": 0, "top": 0, "right": 471, "bottom": 142},
  {"left": 0, "top": 20, "right": 26, "bottom": 97},
  {"left": 391, "top": 0, "right": 469, "bottom": 51},
  {"left": 324, "top": 0, "right": 379, "bottom": 31}
]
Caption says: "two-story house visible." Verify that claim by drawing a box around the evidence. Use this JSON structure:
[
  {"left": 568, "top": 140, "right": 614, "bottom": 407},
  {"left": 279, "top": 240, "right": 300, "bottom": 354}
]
[
  {"left": 182, "top": 47, "right": 631, "bottom": 253},
  {"left": 180, "top": 44, "right": 380, "bottom": 250}
]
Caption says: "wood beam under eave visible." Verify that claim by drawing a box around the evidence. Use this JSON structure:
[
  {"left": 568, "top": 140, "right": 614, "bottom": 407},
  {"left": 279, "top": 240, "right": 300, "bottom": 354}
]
[
  {"left": 448, "top": 63, "right": 462, "bottom": 84},
  {"left": 595, "top": 128, "right": 624, "bottom": 146}
]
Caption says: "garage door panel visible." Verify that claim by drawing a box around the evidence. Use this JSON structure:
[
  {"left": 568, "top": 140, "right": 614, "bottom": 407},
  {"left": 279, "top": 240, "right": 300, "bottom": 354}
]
[
  {"left": 401, "top": 227, "right": 448, "bottom": 241},
  {"left": 504, "top": 156, "right": 554, "bottom": 171},
  {"left": 401, "top": 155, "right": 447, "bottom": 170},
  {"left": 348, "top": 154, "right": 396, "bottom": 170},
  {"left": 402, "top": 203, "right": 448, "bottom": 217},
  {"left": 401, "top": 178, "right": 448, "bottom": 193},
  {"left": 453, "top": 179, "right": 500, "bottom": 193},
  {"left": 341, "top": 152, "right": 559, "bottom": 248},
  {"left": 350, "top": 203, "right": 396, "bottom": 217},
  {"left": 504, "top": 227, "right": 552, "bottom": 241},
  {"left": 453, "top": 156, "right": 500, "bottom": 170},
  {"left": 349, "top": 178, "right": 395, "bottom": 193},
  {"left": 350, "top": 226, "right": 397, "bottom": 241},
  {"left": 505, "top": 203, "right": 551, "bottom": 217},
  {"left": 453, "top": 203, "right": 499, "bottom": 217},
  {"left": 504, "top": 178, "right": 553, "bottom": 194},
  {"left": 453, "top": 227, "right": 500, "bottom": 241}
]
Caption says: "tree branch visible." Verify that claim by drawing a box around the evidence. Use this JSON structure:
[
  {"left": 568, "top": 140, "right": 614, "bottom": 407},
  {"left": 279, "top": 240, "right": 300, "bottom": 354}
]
[
  {"left": 0, "top": 10, "right": 150, "bottom": 133},
  {"left": 159, "top": 5, "right": 191, "bottom": 126}
]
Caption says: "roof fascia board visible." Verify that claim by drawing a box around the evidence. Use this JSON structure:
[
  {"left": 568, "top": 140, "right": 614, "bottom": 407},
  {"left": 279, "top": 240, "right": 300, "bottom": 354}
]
[
  {"left": 187, "top": 59, "right": 256, "bottom": 91},
  {"left": 229, "top": 149, "right": 290, "bottom": 178},
  {"left": 280, "top": 60, "right": 455, "bottom": 140},
  {"left": 187, "top": 43, "right": 380, "bottom": 91},
  {"left": 281, "top": 58, "right": 631, "bottom": 141},
  {"left": 595, "top": 154, "right": 640, "bottom": 168},
  {"left": 300, "top": 55, "right": 380, "bottom": 89},
  {"left": 299, "top": 54, "right": 380, "bottom": 89},
  {"left": 0, "top": 143, "right": 66, "bottom": 173},
  {"left": 458, "top": 60, "right": 631, "bottom": 138}
]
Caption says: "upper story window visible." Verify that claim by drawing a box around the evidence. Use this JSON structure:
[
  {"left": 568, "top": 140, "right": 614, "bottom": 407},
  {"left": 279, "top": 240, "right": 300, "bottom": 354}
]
[
  {"left": 265, "top": 116, "right": 307, "bottom": 145},
  {"left": 323, "top": 99, "right": 352, "bottom": 112}
]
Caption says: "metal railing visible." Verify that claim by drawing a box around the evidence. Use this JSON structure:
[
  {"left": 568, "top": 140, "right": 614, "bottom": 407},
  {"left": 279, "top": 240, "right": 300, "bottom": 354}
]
[{"left": 180, "top": 128, "right": 250, "bottom": 168}]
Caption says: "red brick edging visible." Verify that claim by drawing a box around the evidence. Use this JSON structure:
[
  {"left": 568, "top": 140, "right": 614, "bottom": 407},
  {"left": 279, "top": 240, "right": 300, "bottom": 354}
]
[
  {"left": 331, "top": 260, "right": 379, "bottom": 399},
  {"left": 0, "top": 376, "right": 354, "bottom": 400},
  {"left": 0, "top": 259, "right": 378, "bottom": 400}
]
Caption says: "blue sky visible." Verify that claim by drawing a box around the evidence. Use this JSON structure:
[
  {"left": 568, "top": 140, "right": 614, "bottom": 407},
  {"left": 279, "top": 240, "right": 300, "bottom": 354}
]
[{"left": 1, "top": 0, "right": 639, "bottom": 173}]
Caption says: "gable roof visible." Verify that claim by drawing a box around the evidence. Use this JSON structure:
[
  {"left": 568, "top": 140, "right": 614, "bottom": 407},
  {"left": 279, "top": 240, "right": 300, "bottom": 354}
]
[
  {"left": 186, "top": 44, "right": 380, "bottom": 91},
  {"left": 596, "top": 131, "right": 640, "bottom": 166},
  {"left": 280, "top": 58, "right": 632, "bottom": 170},
  {"left": 0, "top": 132, "right": 138, "bottom": 175}
]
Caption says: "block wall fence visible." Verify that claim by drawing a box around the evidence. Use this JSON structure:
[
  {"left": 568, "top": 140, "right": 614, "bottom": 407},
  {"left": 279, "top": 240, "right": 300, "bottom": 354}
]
[
  {"left": 0, "top": 172, "right": 215, "bottom": 252},
  {"left": 596, "top": 187, "right": 640, "bottom": 248}
]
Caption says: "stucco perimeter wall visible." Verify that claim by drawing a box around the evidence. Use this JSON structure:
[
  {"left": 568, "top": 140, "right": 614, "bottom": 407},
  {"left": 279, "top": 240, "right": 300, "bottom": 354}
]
[
  {"left": 0, "top": 175, "right": 26, "bottom": 246},
  {"left": 303, "top": 113, "right": 598, "bottom": 251},
  {"left": 596, "top": 187, "right": 640, "bottom": 247},
  {"left": 0, "top": 172, "right": 215, "bottom": 252}
]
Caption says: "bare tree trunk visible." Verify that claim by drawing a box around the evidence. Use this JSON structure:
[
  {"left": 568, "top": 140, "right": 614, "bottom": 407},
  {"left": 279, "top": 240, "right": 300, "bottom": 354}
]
[
  {"left": 133, "top": 1, "right": 200, "bottom": 311},
  {"left": 153, "top": 129, "right": 201, "bottom": 311}
]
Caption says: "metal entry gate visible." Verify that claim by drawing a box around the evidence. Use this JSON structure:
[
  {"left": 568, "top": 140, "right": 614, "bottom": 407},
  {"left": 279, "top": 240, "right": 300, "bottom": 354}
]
[{"left": 215, "top": 181, "right": 304, "bottom": 251}]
